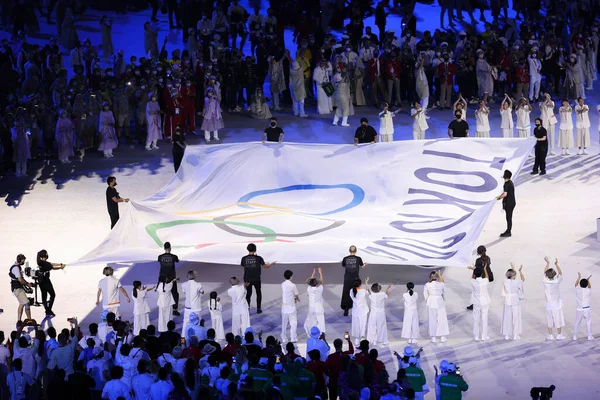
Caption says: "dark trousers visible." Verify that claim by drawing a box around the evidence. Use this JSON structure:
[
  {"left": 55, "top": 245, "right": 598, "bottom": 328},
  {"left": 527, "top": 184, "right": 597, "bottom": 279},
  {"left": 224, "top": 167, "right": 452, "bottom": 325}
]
[
  {"left": 39, "top": 278, "right": 55, "bottom": 313},
  {"left": 171, "top": 282, "right": 179, "bottom": 310},
  {"left": 341, "top": 278, "right": 356, "bottom": 310},
  {"left": 533, "top": 143, "right": 547, "bottom": 173},
  {"left": 245, "top": 280, "right": 262, "bottom": 310},
  {"left": 504, "top": 204, "right": 515, "bottom": 234},
  {"left": 109, "top": 211, "right": 119, "bottom": 229},
  {"left": 173, "top": 150, "right": 184, "bottom": 172},
  {"left": 151, "top": 0, "right": 159, "bottom": 19}
]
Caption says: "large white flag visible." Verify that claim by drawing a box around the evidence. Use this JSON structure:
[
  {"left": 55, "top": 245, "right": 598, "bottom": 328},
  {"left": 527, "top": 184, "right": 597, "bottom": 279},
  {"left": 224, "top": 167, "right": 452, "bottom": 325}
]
[{"left": 77, "top": 139, "right": 533, "bottom": 267}]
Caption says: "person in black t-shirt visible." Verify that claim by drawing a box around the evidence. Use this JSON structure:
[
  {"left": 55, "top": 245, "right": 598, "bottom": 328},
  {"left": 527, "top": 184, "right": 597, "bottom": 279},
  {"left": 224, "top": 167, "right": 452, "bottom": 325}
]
[
  {"left": 531, "top": 118, "right": 548, "bottom": 176},
  {"left": 172, "top": 124, "right": 187, "bottom": 172},
  {"left": 354, "top": 118, "right": 378, "bottom": 144},
  {"left": 36, "top": 249, "right": 66, "bottom": 316},
  {"left": 262, "top": 117, "right": 284, "bottom": 143},
  {"left": 106, "top": 176, "right": 129, "bottom": 229},
  {"left": 447, "top": 111, "right": 469, "bottom": 138},
  {"left": 340, "top": 245, "right": 368, "bottom": 316},
  {"left": 241, "top": 243, "right": 276, "bottom": 314},
  {"left": 496, "top": 170, "right": 516, "bottom": 237},
  {"left": 158, "top": 242, "right": 181, "bottom": 316}
]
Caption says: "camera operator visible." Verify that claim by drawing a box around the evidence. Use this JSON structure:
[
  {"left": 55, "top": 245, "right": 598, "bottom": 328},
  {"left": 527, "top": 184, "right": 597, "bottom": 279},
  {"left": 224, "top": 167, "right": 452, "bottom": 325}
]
[
  {"left": 438, "top": 363, "right": 469, "bottom": 399},
  {"left": 36, "top": 250, "right": 66, "bottom": 317},
  {"left": 9, "top": 254, "right": 34, "bottom": 323}
]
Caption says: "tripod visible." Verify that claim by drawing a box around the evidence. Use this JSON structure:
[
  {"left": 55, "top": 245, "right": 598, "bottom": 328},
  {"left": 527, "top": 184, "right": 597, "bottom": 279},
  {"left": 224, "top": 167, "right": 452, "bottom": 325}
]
[{"left": 29, "top": 278, "right": 43, "bottom": 307}]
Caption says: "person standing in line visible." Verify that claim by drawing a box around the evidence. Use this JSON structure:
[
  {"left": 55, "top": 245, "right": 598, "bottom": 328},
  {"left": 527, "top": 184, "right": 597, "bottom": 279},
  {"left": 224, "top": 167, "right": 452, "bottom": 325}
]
[
  {"left": 172, "top": 125, "right": 187, "bottom": 172},
  {"left": 466, "top": 245, "right": 493, "bottom": 310},
  {"left": 574, "top": 97, "right": 590, "bottom": 155},
  {"left": 349, "top": 278, "right": 370, "bottom": 346},
  {"left": 515, "top": 98, "right": 532, "bottom": 138},
  {"left": 341, "top": 245, "right": 367, "bottom": 316},
  {"left": 36, "top": 249, "right": 66, "bottom": 317},
  {"left": 500, "top": 94, "right": 514, "bottom": 138},
  {"left": 262, "top": 117, "right": 284, "bottom": 144},
  {"left": 332, "top": 71, "right": 353, "bottom": 127},
  {"left": 378, "top": 102, "right": 396, "bottom": 142},
  {"left": 304, "top": 268, "right": 326, "bottom": 336},
  {"left": 241, "top": 243, "right": 276, "bottom": 314},
  {"left": 423, "top": 271, "right": 449, "bottom": 343},
  {"left": 201, "top": 88, "right": 223, "bottom": 143},
  {"left": 181, "top": 270, "right": 204, "bottom": 333},
  {"left": 573, "top": 272, "right": 593, "bottom": 341},
  {"left": 208, "top": 291, "right": 225, "bottom": 341},
  {"left": 531, "top": 118, "right": 548, "bottom": 176},
  {"left": 496, "top": 170, "right": 515, "bottom": 238},
  {"left": 447, "top": 110, "right": 469, "bottom": 138},
  {"left": 354, "top": 117, "right": 378, "bottom": 144},
  {"left": 281, "top": 270, "right": 300, "bottom": 343},
  {"left": 468, "top": 266, "right": 491, "bottom": 341},
  {"left": 98, "top": 103, "right": 118, "bottom": 158},
  {"left": 543, "top": 257, "right": 566, "bottom": 341},
  {"left": 475, "top": 100, "right": 491, "bottom": 138},
  {"left": 558, "top": 100, "right": 574, "bottom": 155},
  {"left": 501, "top": 263, "right": 525, "bottom": 341},
  {"left": 105, "top": 176, "right": 129, "bottom": 230},
  {"left": 366, "top": 282, "right": 391, "bottom": 346},
  {"left": 56, "top": 109, "right": 74, "bottom": 163},
  {"left": 411, "top": 101, "right": 429, "bottom": 140},
  {"left": 539, "top": 93, "right": 556, "bottom": 155},
  {"left": 289, "top": 58, "right": 308, "bottom": 118},
  {"left": 132, "top": 280, "right": 155, "bottom": 336},
  {"left": 158, "top": 242, "right": 180, "bottom": 316},
  {"left": 11, "top": 120, "right": 30, "bottom": 177},
  {"left": 145, "top": 93, "right": 162, "bottom": 151},
  {"left": 96, "top": 266, "right": 130, "bottom": 318},
  {"left": 313, "top": 59, "right": 333, "bottom": 115},
  {"left": 401, "top": 282, "right": 420, "bottom": 344},
  {"left": 155, "top": 274, "right": 178, "bottom": 333},
  {"left": 227, "top": 277, "right": 250, "bottom": 337}
]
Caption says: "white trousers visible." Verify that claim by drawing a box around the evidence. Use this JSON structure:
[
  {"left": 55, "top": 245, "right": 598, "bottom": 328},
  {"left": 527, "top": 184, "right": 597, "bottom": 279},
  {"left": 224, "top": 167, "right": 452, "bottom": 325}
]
[
  {"left": 517, "top": 128, "right": 530, "bottom": 138},
  {"left": 281, "top": 311, "right": 298, "bottom": 342},
  {"left": 473, "top": 304, "right": 489, "bottom": 339},
  {"left": 502, "top": 128, "right": 514, "bottom": 138},
  {"left": 501, "top": 304, "right": 522, "bottom": 336},
  {"left": 476, "top": 130, "right": 490, "bottom": 138},
  {"left": 413, "top": 129, "right": 426, "bottom": 140},
  {"left": 158, "top": 306, "right": 172, "bottom": 333},
  {"left": 304, "top": 308, "right": 326, "bottom": 336},
  {"left": 576, "top": 127, "right": 590, "bottom": 148},
  {"left": 133, "top": 313, "right": 150, "bottom": 336},
  {"left": 547, "top": 124, "right": 556, "bottom": 152},
  {"left": 145, "top": 138, "right": 158, "bottom": 148},
  {"left": 204, "top": 130, "right": 220, "bottom": 141},
  {"left": 351, "top": 310, "right": 369, "bottom": 341},
  {"left": 574, "top": 308, "right": 592, "bottom": 337},
  {"left": 293, "top": 100, "right": 307, "bottom": 116},
  {"left": 529, "top": 78, "right": 541, "bottom": 100},
  {"left": 366, "top": 309, "right": 388, "bottom": 345},
  {"left": 428, "top": 306, "right": 449, "bottom": 337},
  {"left": 231, "top": 309, "right": 250, "bottom": 337},
  {"left": 381, "top": 133, "right": 394, "bottom": 142}
]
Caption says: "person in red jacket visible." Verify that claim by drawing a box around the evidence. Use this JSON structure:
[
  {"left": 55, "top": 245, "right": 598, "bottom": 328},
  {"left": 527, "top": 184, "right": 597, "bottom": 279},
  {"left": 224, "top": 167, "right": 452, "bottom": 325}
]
[
  {"left": 366, "top": 49, "right": 388, "bottom": 107},
  {"left": 306, "top": 349, "right": 327, "bottom": 398},
  {"left": 181, "top": 78, "right": 196, "bottom": 135},
  {"left": 385, "top": 51, "right": 402, "bottom": 107},
  {"left": 514, "top": 58, "right": 530, "bottom": 102},
  {"left": 325, "top": 336, "right": 354, "bottom": 400},
  {"left": 162, "top": 81, "right": 175, "bottom": 138},
  {"left": 170, "top": 92, "right": 184, "bottom": 136},
  {"left": 437, "top": 53, "right": 455, "bottom": 109}
]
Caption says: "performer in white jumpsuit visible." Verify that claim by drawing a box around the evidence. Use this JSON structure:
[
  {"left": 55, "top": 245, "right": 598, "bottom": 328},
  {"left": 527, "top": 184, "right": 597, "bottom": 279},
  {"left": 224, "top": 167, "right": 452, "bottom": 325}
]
[
  {"left": 573, "top": 272, "right": 593, "bottom": 341},
  {"left": 313, "top": 60, "right": 333, "bottom": 115},
  {"left": 500, "top": 94, "right": 514, "bottom": 138},
  {"left": 539, "top": 93, "right": 557, "bottom": 154},
  {"left": 349, "top": 278, "right": 370, "bottom": 346},
  {"left": 423, "top": 271, "right": 449, "bottom": 343},
  {"left": 227, "top": 277, "right": 250, "bottom": 337},
  {"left": 558, "top": 100, "right": 574, "bottom": 155},
  {"left": 401, "top": 282, "right": 420, "bottom": 344},
  {"left": 469, "top": 266, "right": 491, "bottom": 341},
  {"left": 378, "top": 102, "right": 396, "bottom": 142},
  {"left": 475, "top": 101, "right": 491, "bottom": 138},
  {"left": 528, "top": 51, "right": 542, "bottom": 101},
  {"left": 574, "top": 97, "right": 590, "bottom": 154},
  {"left": 304, "top": 268, "right": 326, "bottom": 336},
  {"left": 366, "top": 283, "right": 391, "bottom": 346},
  {"left": 156, "top": 275, "right": 176, "bottom": 333},
  {"left": 281, "top": 270, "right": 299, "bottom": 343},
  {"left": 501, "top": 264, "right": 525, "bottom": 341},
  {"left": 289, "top": 60, "right": 308, "bottom": 117},
  {"left": 515, "top": 99, "right": 533, "bottom": 138},
  {"left": 411, "top": 101, "right": 429, "bottom": 140},
  {"left": 332, "top": 72, "right": 354, "bottom": 127},
  {"left": 543, "top": 257, "right": 565, "bottom": 341},
  {"left": 208, "top": 291, "right": 225, "bottom": 341},
  {"left": 181, "top": 270, "right": 204, "bottom": 335}
]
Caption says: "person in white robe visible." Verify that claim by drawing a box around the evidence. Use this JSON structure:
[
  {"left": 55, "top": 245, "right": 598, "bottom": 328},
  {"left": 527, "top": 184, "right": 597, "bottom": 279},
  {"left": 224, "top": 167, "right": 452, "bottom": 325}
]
[
  {"left": 558, "top": 100, "right": 574, "bottom": 155},
  {"left": 268, "top": 56, "right": 286, "bottom": 111},
  {"left": 313, "top": 60, "right": 333, "bottom": 115},
  {"left": 500, "top": 94, "right": 514, "bottom": 138},
  {"left": 304, "top": 268, "right": 326, "bottom": 336},
  {"left": 411, "top": 101, "right": 429, "bottom": 140},
  {"left": 366, "top": 283, "right": 391, "bottom": 346},
  {"left": 132, "top": 281, "right": 155, "bottom": 336},
  {"left": 378, "top": 102, "right": 396, "bottom": 142},
  {"left": 332, "top": 71, "right": 354, "bottom": 126},
  {"left": 543, "top": 257, "right": 565, "bottom": 341},
  {"left": 475, "top": 101, "right": 491, "bottom": 138},
  {"left": 501, "top": 264, "right": 525, "bottom": 341},
  {"left": 156, "top": 275, "right": 178, "bottom": 333},
  {"left": 539, "top": 93, "right": 557, "bottom": 154},
  {"left": 349, "top": 278, "right": 370, "bottom": 346},
  {"left": 574, "top": 97, "right": 590, "bottom": 154},
  {"left": 423, "top": 271, "right": 449, "bottom": 343},
  {"left": 415, "top": 53, "right": 429, "bottom": 110},
  {"left": 281, "top": 270, "right": 300, "bottom": 343},
  {"left": 289, "top": 59, "right": 308, "bottom": 117},
  {"left": 208, "top": 291, "right": 225, "bottom": 341},
  {"left": 515, "top": 98, "right": 533, "bottom": 138},
  {"left": 401, "top": 282, "right": 420, "bottom": 344},
  {"left": 227, "top": 277, "right": 250, "bottom": 337},
  {"left": 353, "top": 58, "right": 367, "bottom": 106},
  {"left": 181, "top": 270, "right": 204, "bottom": 335},
  {"left": 468, "top": 265, "right": 491, "bottom": 341},
  {"left": 573, "top": 272, "right": 593, "bottom": 341},
  {"left": 476, "top": 51, "right": 494, "bottom": 99}
]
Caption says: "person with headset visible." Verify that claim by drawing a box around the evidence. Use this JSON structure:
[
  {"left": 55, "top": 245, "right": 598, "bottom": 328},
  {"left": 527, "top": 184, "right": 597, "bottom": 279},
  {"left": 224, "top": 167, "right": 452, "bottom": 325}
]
[
  {"left": 9, "top": 254, "right": 34, "bottom": 322},
  {"left": 36, "top": 250, "right": 66, "bottom": 317}
]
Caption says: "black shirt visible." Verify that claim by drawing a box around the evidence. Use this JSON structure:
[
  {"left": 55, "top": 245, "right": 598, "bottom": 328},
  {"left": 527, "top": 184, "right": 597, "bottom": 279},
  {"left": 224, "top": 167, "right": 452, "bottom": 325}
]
[
  {"left": 172, "top": 134, "right": 186, "bottom": 153},
  {"left": 38, "top": 260, "right": 53, "bottom": 279},
  {"left": 342, "top": 255, "right": 364, "bottom": 280},
  {"left": 158, "top": 252, "right": 179, "bottom": 280},
  {"left": 241, "top": 254, "right": 265, "bottom": 281},
  {"left": 448, "top": 119, "right": 469, "bottom": 137},
  {"left": 264, "top": 126, "right": 283, "bottom": 142},
  {"left": 354, "top": 125, "right": 377, "bottom": 143},
  {"left": 503, "top": 180, "right": 516, "bottom": 208},
  {"left": 106, "top": 186, "right": 119, "bottom": 215},
  {"left": 534, "top": 126, "right": 548, "bottom": 147},
  {"left": 474, "top": 256, "right": 494, "bottom": 282},
  {"left": 158, "top": 330, "right": 181, "bottom": 351}
]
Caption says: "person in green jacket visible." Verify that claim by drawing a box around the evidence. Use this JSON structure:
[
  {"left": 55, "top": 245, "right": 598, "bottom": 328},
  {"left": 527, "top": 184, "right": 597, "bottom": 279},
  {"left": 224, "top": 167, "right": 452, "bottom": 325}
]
[
  {"left": 292, "top": 357, "right": 316, "bottom": 399},
  {"left": 439, "top": 363, "right": 469, "bottom": 400},
  {"left": 264, "top": 362, "right": 299, "bottom": 400},
  {"left": 404, "top": 356, "right": 428, "bottom": 399},
  {"left": 247, "top": 357, "right": 273, "bottom": 392}
]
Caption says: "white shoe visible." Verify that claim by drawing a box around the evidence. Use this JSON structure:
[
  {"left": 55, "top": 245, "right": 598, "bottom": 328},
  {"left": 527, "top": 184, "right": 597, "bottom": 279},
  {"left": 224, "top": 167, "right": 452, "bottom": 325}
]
[
  {"left": 440, "top": 336, "right": 447, "bottom": 343},
  {"left": 577, "top": 149, "right": 583, "bottom": 155},
  {"left": 299, "top": 114, "right": 308, "bottom": 117},
  {"left": 556, "top": 334, "right": 565, "bottom": 340},
  {"left": 550, "top": 151, "right": 556, "bottom": 155},
  {"left": 572, "top": 336, "right": 577, "bottom": 341},
  {"left": 546, "top": 334, "right": 554, "bottom": 341},
  {"left": 583, "top": 149, "right": 588, "bottom": 155},
  {"left": 152, "top": 145, "right": 159, "bottom": 150},
  {"left": 431, "top": 337, "right": 437, "bottom": 343},
  {"left": 145, "top": 146, "right": 152, "bottom": 151},
  {"left": 504, "top": 335, "right": 510, "bottom": 340},
  {"left": 474, "top": 337, "right": 480, "bottom": 341},
  {"left": 565, "top": 150, "right": 570, "bottom": 155},
  {"left": 341, "top": 123, "right": 350, "bottom": 127},
  {"left": 588, "top": 336, "right": 594, "bottom": 341},
  {"left": 482, "top": 336, "right": 490, "bottom": 341},
  {"left": 513, "top": 335, "right": 520, "bottom": 341}
]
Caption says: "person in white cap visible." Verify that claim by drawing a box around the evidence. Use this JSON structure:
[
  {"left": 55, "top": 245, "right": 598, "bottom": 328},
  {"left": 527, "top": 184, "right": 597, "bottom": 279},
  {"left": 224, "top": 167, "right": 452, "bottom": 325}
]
[
  {"left": 501, "top": 263, "right": 525, "bottom": 340},
  {"left": 332, "top": 70, "right": 353, "bottom": 127},
  {"left": 539, "top": 93, "right": 557, "bottom": 154},
  {"left": 573, "top": 272, "right": 593, "bottom": 341},
  {"left": 411, "top": 101, "right": 429, "bottom": 140},
  {"left": 304, "top": 268, "right": 326, "bottom": 336},
  {"left": 184, "top": 312, "right": 207, "bottom": 344},
  {"left": 438, "top": 363, "right": 469, "bottom": 399},
  {"left": 394, "top": 345, "right": 423, "bottom": 369},
  {"left": 500, "top": 94, "right": 514, "bottom": 138},
  {"left": 181, "top": 270, "right": 204, "bottom": 335},
  {"left": 366, "top": 282, "right": 391, "bottom": 346},
  {"left": 475, "top": 100, "right": 491, "bottom": 138},
  {"left": 423, "top": 271, "right": 449, "bottom": 343},
  {"left": 543, "top": 257, "right": 565, "bottom": 340},
  {"left": 349, "top": 278, "right": 370, "bottom": 345},
  {"left": 306, "top": 326, "right": 330, "bottom": 361},
  {"left": 468, "top": 264, "right": 491, "bottom": 341},
  {"left": 288, "top": 54, "right": 308, "bottom": 118},
  {"left": 405, "top": 356, "right": 429, "bottom": 400},
  {"left": 401, "top": 282, "right": 420, "bottom": 343},
  {"left": 574, "top": 97, "right": 590, "bottom": 155},
  {"left": 434, "top": 360, "right": 450, "bottom": 400},
  {"left": 227, "top": 277, "right": 250, "bottom": 337},
  {"left": 281, "top": 270, "right": 300, "bottom": 343},
  {"left": 378, "top": 102, "right": 397, "bottom": 142}
]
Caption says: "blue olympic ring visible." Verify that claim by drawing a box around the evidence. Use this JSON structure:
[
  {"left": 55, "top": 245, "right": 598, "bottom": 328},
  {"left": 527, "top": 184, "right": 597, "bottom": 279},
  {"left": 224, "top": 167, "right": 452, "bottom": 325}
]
[{"left": 237, "top": 184, "right": 365, "bottom": 216}]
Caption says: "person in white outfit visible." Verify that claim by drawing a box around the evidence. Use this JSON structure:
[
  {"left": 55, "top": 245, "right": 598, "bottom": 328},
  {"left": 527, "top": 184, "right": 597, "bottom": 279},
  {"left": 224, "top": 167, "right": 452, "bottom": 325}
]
[
  {"left": 96, "top": 266, "right": 130, "bottom": 319},
  {"left": 423, "top": 271, "right": 449, "bottom": 343},
  {"left": 411, "top": 101, "right": 429, "bottom": 140},
  {"left": 539, "top": 93, "right": 557, "bottom": 154},
  {"left": 281, "top": 270, "right": 300, "bottom": 343},
  {"left": 500, "top": 94, "right": 514, "bottom": 138},
  {"left": 574, "top": 97, "right": 590, "bottom": 154},
  {"left": 181, "top": 270, "right": 204, "bottom": 335},
  {"left": 289, "top": 58, "right": 308, "bottom": 117},
  {"left": 367, "top": 282, "right": 391, "bottom": 346},
  {"left": 475, "top": 100, "right": 491, "bottom": 138},
  {"left": 528, "top": 51, "right": 542, "bottom": 101},
  {"left": 468, "top": 265, "right": 491, "bottom": 341},
  {"left": 515, "top": 98, "right": 533, "bottom": 138},
  {"left": 183, "top": 312, "right": 207, "bottom": 344},
  {"left": 401, "top": 282, "right": 420, "bottom": 344},
  {"left": 156, "top": 274, "right": 178, "bottom": 333},
  {"left": 378, "top": 102, "right": 396, "bottom": 142},
  {"left": 543, "top": 257, "right": 565, "bottom": 340},
  {"left": 349, "top": 278, "right": 370, "bottom": 345},
  {"left": 501, "top": 263, "right": 525, "bottom": 340},
  {"left": 453, "top": 96, "right": 467, "bottom": 121},
  {"left": 305, "top": 326, "right": 330, "bottom": 362},
  {"left": 313, "top": 59, "right": 333, "bottom": 115},
  {"left": 132, "top": 280, "right": 155, "bottom": 336},
  {"left": 227, "top": 277, "right": 250, "bottom": 337},
  {"left": 573, "top": 272, "right": 593, "bottom": 341},
  {"left": 558, "top": 100, "right": 574, "bottom": 155},
  {"left": 304, "top": 268, "right": 326, "bottom": 336},
  {"left": 332, "top": 72, "right": 353, "bottom": 127},
  {"left": 208, "top": 291, "right": 225, "bottom": 341}
]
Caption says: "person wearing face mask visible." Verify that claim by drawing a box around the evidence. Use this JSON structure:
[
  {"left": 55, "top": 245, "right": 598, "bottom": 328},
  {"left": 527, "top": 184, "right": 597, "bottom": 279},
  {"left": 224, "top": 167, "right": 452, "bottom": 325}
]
[
  {"left": 313, "top": 59, "right": 333, "bottom": 115},
  {"left": 106, "top": 176, "right": 129, "bottom": 229},
  {"left": 56, "top": 109, "right": 75, "bottom": 164},
  {"left": 332, "top": 71, "right": 354, "bottom": 127},
  {"left": 574, "top": 97, "right": 590, "bottom": 155},
  {"left": 181, "top": 79, "right": 196, "bottom": 134},
  {"left": 135, "top": 81, "right": 149, "bottom": 143},
  {"left": 385, "top": 50, "right": 402, "bottom": 107},
  {"left": 564, "top": 55, "right": 584, "bottom": 100},
  {"left": 248, "top": 7, "right": 263, "bottom": 56},
  {"left": 539, "top": 93, "right": 557, "bottom": 155},
  {"left": 531, "top": 118, "right": 548, "bottom": 175},
  {"left": 98, "top": 102, "right": 118, "bottom": 158},
  {"left": 475, "top": 100, "right": 491, "bottom": 137},
  {"left": 146, "top": 93, "right": 162, "bottom": 151},
  {"left": 201, "top": 89, "right": 223, "bottom": 142},
  {"left": 501, "top": 263, "right": 525, "bottom": 341},
  {"left": 288, "top": 57, "right": 308, "bottom": 118},
  {"left": 528, "top": 50, "right": 542, "bottom": 102},
  {"left": 475, "top": 50, "right": 493, "bottom": 101},
  {"left": 378, "top": 102, "right": 397, "bottom": 142},
  {"left": 515, "top": 98, "right": 532, "bottom": 139},
  {"left": 172, "top": 125, "right": 187, "bottom": 172},
  {"left": 366, "top": 50, "right": 388, "bottom": 107},
  {"left": 514, "top": 57, "right": 529, "bottom": 102},
  {"left": 437, "top": 53, "right": 454, "bottom": 110},
  {"left": 543, "top": 257, "right": 565, "bottom": 341},
  {"left": 11, "top": 119, "right": 30, "bottom": 177},
  {"left": 262, "top": 117, "right": 284, "bottom": 143},
  {"left": 447, "top": 110, "right": 469, "bottom": 138},
  {"left": 354, "top": 117, "right": 377, "bottom": 144}
]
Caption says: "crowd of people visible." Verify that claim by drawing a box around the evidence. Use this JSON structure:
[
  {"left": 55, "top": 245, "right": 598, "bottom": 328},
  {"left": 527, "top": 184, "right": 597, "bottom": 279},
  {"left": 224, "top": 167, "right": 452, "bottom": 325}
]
[{"left": 1, "top": 0, "right": 600, "bottom": 177}]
